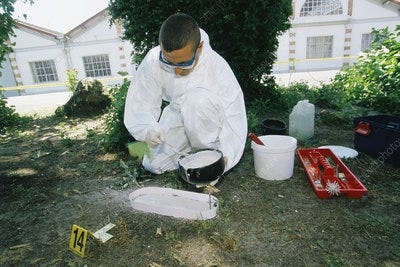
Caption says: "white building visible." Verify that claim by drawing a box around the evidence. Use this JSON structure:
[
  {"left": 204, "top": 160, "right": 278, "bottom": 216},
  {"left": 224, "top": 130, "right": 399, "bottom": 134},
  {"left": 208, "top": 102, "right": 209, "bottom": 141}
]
[
  {"left": 1, "top": 8, "right": 134, "bottom": 96},
  {"left": 1, "top": 1, "right": 399, "bottom": 96},
  {"left": 273, "top": 0, "right": 400, "bottom": 73}
]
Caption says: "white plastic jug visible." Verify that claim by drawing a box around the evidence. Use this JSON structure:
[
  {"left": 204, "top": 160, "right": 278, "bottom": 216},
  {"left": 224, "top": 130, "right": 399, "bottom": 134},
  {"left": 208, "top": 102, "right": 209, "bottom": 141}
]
[{"left": 289, "top": 100, "right": 315, "bottom": 140}]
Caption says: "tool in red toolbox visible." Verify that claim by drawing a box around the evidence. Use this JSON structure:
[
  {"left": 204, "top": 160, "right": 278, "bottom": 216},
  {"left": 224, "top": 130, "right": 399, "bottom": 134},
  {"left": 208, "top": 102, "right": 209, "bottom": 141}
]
[
  {"left": 248, "top": 133, "right": 265, "bottom": 146},
  {"left": 297, "top": 148, "right": 368, "bottom": 198}
]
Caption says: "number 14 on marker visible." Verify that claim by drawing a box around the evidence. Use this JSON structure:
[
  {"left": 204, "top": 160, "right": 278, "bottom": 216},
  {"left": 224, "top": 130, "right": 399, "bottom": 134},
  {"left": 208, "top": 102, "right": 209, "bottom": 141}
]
[{"left": 69, "top": 224, "right": 88, "bottom": 257}]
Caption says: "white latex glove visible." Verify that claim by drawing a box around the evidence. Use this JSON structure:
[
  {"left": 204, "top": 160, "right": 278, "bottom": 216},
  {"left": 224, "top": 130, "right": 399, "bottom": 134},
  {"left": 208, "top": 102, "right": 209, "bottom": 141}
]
[{"left": 145, "top": 125, "right": 165, "bottom": 148}]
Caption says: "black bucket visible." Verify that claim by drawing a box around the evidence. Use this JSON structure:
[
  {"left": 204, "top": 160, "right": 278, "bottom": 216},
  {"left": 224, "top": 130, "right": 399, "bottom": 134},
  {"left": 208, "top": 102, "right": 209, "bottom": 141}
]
[
  {"left": 178, "top": 149, "right": 225, "bottom": 185},
  {"left": 261, "top": 119, "right": 287, "bottom": 135}
]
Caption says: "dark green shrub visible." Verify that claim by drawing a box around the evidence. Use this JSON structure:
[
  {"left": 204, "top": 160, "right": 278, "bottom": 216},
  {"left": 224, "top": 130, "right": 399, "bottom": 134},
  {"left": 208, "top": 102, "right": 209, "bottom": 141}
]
[
  {"left": 274, "top": 80, "right": 349, "bottom": 112},
  {"left": 275, "top": 81, "right": 313, "bottom": 110},
  {"left": 108, "top": 0, "right": 292, "bottom": 101},
  {"left": 0, "top": 0, "right": 17, "bottom": 69},
  {"left": 102, "top": 76, "right": 134, "bottom": 151},
  {"left": 331, "top": 26, "right": 400, "bottom": 115},
  {"left": 0, "top": 92, "right": 29, "bottom": 133},
  {"left": 308, "top": 83, "right": 348, "bottom": 110}
]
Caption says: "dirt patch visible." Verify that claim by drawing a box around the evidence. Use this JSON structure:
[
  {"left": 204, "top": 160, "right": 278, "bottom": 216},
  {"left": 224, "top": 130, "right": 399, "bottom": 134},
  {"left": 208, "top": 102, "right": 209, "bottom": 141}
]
[
  {"left": 174, "top": 237, "right": 221, "bottom": 266},
  {"left": 1, "top": 112, "right": 399, "bottom": 266}
]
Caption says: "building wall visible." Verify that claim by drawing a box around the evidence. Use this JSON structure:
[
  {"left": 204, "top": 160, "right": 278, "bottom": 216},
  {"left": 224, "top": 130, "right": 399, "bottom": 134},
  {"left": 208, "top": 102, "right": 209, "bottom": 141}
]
[
  {"left": 353, "top": 0, "right": 398, "bottom": 18},
  {"left": 12, "top": 29, "right": 58, "bottom": 49},
  {"left": 67, "top": 17, "right": 132, "bottom": 81},
  {"left": 2, "top": 10, "right": 135, "bottom": 96},
  {"left": 10, "top": 28, "right": 66, "bottom": 86},
  {"left": 273, "top": 0, "right": 400, "bottom": 73},
  {"left": 2, "top": 2, "right": 399, "bottom": 94},
  {"left": 294, "top": 25, "right": 346, "bottom": 70},
  {"left": 0, "top": 55, "right": 16, "bottom": 88},
  {"left": 70, "top": 17, "right": 121, "bottom": 43}
]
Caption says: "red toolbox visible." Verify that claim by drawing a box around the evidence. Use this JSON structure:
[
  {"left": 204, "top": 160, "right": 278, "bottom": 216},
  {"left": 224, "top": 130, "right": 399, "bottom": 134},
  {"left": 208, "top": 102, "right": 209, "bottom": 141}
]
[
  {"left": 297, "top": 148, "right": 368, "bottom": 199},
  {"left": 354, "top": 115, "right": 400, "bottom": 166}
]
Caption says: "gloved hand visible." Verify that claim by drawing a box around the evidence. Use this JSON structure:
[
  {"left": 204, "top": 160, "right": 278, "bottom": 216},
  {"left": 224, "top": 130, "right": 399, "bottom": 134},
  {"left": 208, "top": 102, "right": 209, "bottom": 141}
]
[{"left": 145, "top": 125, "right": 165, "bottom": 148}]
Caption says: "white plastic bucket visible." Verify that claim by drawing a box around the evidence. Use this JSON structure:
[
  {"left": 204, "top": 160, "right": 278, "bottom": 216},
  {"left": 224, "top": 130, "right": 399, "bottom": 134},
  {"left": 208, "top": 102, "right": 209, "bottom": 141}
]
[{"left": 251, "top": 135, "right": 297, "bottom": 180}]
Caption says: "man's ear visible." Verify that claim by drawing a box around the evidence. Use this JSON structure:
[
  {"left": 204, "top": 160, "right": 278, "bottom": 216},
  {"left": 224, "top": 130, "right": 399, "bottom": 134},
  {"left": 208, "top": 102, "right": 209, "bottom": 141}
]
[
  {"left": 198, "top": 41, "right": 204, "bottom": 49},
  {"left": 197, "top": 41, "right": 204, "bottom": 54}
]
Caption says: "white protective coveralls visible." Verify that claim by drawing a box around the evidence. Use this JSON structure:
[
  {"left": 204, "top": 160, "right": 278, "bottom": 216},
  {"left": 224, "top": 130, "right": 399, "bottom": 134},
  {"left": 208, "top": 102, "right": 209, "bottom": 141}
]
[{"left": 124, "top": 29, "right": 247, "bottom": 174}]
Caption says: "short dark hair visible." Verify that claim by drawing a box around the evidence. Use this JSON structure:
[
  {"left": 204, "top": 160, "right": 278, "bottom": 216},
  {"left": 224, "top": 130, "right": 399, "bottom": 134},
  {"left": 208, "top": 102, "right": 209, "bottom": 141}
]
[{"left": 159, "top": 13, "right": 200, "bottom": 52}]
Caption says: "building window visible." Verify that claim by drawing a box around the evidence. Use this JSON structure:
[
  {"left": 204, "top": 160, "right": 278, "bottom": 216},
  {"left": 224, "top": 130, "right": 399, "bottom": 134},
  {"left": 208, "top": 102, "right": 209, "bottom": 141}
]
[
  {"left": 29, "top": 60, "right": 58, "bottom": 83},
  {"left": 300, "top": 0, "right": 343, "bottom": 17},
  {"left": 83, "top": 54, "right": 111, "bottom": 77},
  {"left": 306, "top": 36, "right": 333, "bottom": 59},
  {"left": 361, "top": 33, "right": 376, "bottom": 51}
]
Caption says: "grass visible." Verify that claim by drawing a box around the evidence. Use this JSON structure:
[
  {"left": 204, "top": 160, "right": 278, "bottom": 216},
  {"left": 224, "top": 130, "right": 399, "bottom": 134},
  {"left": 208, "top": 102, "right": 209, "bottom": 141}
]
[{"left": 0, "top": 106, "right": 399, "bottom": 266}]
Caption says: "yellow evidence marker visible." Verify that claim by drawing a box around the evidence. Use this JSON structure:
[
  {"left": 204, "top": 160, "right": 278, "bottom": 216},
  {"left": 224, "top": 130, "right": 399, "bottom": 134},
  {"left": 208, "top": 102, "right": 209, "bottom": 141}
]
[{"left": 69, "top": 224, "right": 89, "bottom": 257}]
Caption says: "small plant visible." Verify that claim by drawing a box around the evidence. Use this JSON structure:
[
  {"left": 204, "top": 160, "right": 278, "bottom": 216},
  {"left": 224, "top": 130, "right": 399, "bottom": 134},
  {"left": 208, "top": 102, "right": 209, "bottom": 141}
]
[
  {"left": 212, "top": 229, "right": 238, "bottom": 251},
  {"left": 308, "top": 82, "right": 348, "bottom": 110},
  {"left": 196, "top": 220, "right": 213, "bottom": 231},
  {"left": 85, "top": 128, "right": 96, "bottom": 138},
  {"left": 102, "top": 74, "right": 134, "bottom": 151},
  {"left": 58, "top": 128, "right": 73, "bottom": 147},
  {"left": 275, "top": 81, "right": 312, "bottom": 110},
  {"left": 60, "top": 137, "right": 74, "bottom": 148},
  {"left": 246, "top": 97, "right": 273, "bottom": 135},
  {"left": 65, "top": 69, "right": 79, "bottom": 92},
  {"left": 246, "top": 110, "right": 260, "bottom": 135},
  {"left": 164, "top": 230, "right": 177, "bottom": 242},
  {"left": 119, "top": 159, "right": 140, "bottom": 187}
]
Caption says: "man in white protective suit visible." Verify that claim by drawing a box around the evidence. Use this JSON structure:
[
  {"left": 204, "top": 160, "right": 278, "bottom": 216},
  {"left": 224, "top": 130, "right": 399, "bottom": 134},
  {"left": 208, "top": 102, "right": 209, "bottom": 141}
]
[{"left": 124, "top": 13, "right": 247, "bottom": 175}]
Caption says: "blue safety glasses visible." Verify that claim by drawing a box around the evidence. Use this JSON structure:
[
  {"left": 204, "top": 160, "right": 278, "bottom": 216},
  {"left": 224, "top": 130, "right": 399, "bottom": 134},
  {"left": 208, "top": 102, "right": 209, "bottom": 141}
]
[{"left": 159, "top": 46, "right": 198, "bottom": 71}]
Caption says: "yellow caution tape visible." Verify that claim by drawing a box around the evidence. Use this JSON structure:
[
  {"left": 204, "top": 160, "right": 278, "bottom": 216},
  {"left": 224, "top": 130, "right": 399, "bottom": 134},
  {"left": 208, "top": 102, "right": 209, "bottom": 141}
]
[{"left": 274, "top": 55, "right": 357, "bottom": 65}]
